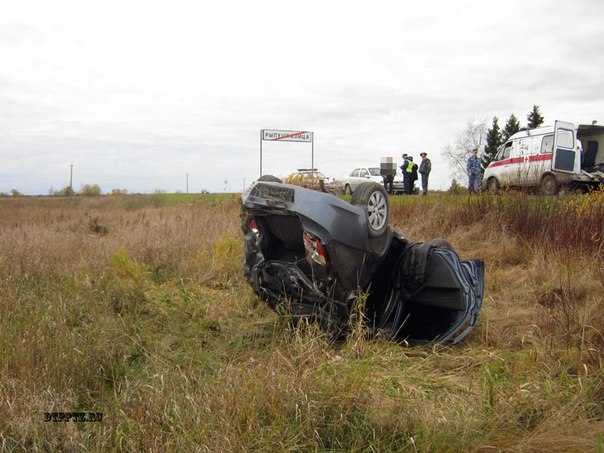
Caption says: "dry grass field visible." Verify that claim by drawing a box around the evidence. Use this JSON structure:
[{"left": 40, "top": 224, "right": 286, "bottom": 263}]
[{"left": 0, "top": 191, "right": 603, "bottom": 452}]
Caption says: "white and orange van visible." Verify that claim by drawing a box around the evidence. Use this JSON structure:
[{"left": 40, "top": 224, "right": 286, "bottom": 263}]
[{"left": 482, "top": 121, "right": 604, "bottom": 194}]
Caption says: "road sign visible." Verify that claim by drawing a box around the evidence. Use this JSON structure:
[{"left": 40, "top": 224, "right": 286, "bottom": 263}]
[{"left": 262, "top": 130, "right": 312, "bottom": 143}]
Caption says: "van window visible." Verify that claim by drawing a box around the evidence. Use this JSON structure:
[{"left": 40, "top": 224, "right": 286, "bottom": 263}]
[
  {"left": 501, "top": 142, "right": 512, "bottom": 160},
  {"left": 541, "top": 135, "right": 554, "bottom": 154},
  {"left": 556, "top": 129, "right": 574, "bottom": 149}
]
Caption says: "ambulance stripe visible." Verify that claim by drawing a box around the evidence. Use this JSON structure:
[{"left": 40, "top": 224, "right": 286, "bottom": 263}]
[{"left": 488, "top": 153, "right": 552, "bottom": 168}]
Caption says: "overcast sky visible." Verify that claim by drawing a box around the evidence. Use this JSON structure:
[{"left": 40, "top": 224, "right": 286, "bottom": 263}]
[{"left": 1, "top": 0, "right": 603, "bottom": 194}]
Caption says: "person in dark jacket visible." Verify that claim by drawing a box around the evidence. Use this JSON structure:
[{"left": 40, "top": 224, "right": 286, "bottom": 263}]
[
  {"left": 467, "top": 148, "right": 482, "bottom": 193},
  {"left": 418, "top": 152, "right": 432, "bottom": 196},
  {"left": 409, "top": 156, "right": 418, "bottom": 194},
  {"left": 383, "top": 173, "right": 394, "bottom": 194}
]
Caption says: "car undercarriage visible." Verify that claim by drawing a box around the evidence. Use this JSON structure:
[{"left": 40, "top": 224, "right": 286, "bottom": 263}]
[{"left": 242, "top": 178, "right": 484, "bottom": 344}]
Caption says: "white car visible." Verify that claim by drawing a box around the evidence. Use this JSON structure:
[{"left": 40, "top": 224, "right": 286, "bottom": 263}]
[
  {"left": 342, "top": 167, "right": 383, "bottom": 194},
  {"left": 342, "top": 167, "right": 405, "bottom": 194}
]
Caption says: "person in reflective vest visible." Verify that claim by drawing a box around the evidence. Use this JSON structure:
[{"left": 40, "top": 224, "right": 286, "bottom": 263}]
[{"left": 401, "top": 154, "right": 413, "bottom": 195}]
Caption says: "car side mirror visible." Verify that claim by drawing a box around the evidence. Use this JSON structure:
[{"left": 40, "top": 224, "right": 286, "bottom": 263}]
[{"left": 365, "top": 175, "right": 371, "bottom": 178}]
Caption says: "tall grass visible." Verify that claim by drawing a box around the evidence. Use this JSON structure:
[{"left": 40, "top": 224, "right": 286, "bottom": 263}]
[
  {"left": 0, "top": 192, "right": 602, "bottom": 451},
  {"left": 391, "top": 189, "right": 604, "bottom": 257}
]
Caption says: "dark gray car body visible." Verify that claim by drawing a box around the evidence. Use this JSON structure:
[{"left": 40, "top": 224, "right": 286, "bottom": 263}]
[{"left": 242, "top": 180, "right": 485, "bottom": 344}]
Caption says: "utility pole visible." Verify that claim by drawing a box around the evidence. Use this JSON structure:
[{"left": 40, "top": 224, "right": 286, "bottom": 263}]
[{"left": 186, "top": 173, "right": 189, "bottom": 194}]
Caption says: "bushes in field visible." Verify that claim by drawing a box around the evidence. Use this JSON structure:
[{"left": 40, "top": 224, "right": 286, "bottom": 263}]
[{"left": 427, "top": 190, "right": 604, "bottom": 258}]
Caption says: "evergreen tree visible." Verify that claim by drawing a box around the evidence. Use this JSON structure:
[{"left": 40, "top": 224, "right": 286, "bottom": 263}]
[
  {"left": 448, "top": 178, "right": 463, "bottom": 194},
  {"left": 527, "top": 104, "right": 545, "bottom": 129},
  {"left": 482, "top": 116, "right": 502, "bottom": 170},
  {"left": 502, "top": 114, "right": 520, "bottom": 142}
]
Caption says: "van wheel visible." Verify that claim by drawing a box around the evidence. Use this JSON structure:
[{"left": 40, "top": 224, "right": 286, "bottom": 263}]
[
  {"left": 487, "top": 178, "right": 499, "bottom": 195},
  {"left": 258, "top": 175, "right": 282, "bottom": 183},
  {"left": 344, "top": 184, "right": 352, "bottom": 195},
  {"left": 540, "top": 174, "right": 558, "bottom": 195},
  {"left": 351, "top": 182, "right": 389, "bottom": 238}
]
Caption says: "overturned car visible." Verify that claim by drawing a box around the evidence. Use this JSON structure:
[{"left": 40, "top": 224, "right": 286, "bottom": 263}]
[{"left": 242, "top": 176, "right": 485, "bottom": 344}]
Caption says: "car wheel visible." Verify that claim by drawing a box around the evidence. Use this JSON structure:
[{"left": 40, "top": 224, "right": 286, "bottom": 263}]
[
  {"left": 344, "top": 184, "right": 352, "bottom": 195},
  {"left": 351, "top": 182, "right": 389, "bottom": 238},
  {"left": 540, "top": 174, "right": 558, "bottom": 195},
  {"left": 487, "top": 177, "right": 499, "bottom": 195},
  {"left": 258, "top": 174, "right": 282, "bottom": 183}
]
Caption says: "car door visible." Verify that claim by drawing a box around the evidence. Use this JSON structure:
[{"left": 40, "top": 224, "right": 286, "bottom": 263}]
[
  {"left": 552, "top": 121, "right": 577, "bottom": 174},
  {"left": 357, "top": 168, "right": 370, "bottom": 189},
  {"left": 496, "top": 142, "right": 514, "bottom": 186},
  {"left": 531, "top": 133, "right": 554, "bottom": 184},
  {"left": 344, "top": 169, "right": 361, "bottom": 191}
]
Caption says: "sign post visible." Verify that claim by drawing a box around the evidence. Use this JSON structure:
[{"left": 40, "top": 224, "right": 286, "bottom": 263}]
[{"left": 260, "top": 129, "right": 314, "bottom": 177}]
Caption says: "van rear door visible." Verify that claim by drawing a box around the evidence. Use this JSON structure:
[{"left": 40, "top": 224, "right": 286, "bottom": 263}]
[{"left": 552, "top": 121, "right": 577, "bottom": 173}]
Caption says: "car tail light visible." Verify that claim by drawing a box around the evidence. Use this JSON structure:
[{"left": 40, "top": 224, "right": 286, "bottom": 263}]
[
  {"left": 303, "top": 231, "right": 328, "bottom": 267},
  {"left": 249, "top": 219, "right": 261, "bottom": 241}
]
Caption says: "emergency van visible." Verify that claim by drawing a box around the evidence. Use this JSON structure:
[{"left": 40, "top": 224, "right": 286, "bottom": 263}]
[{"left": 482, "top": 120, "right": 604, "bottom": 195}]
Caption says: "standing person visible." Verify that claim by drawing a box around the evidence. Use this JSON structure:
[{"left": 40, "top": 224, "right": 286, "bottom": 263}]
[
  {"left": 400, "top": 154, "right": 412, "bottom": 195},
  {"left": 409, "top": 156, "right": 418, "bottom": 194},
  {"left": 418, "top": 152, "right": 432, "bottom": 196},
  {"left": 467, "top": 148, "right": 482, "bottom": 193},
  {"left": 380, "top": 156, "right": 396, "bottom": 194},
  {"left": 383, "top": 173, "right": 394, "bottom": 194}
]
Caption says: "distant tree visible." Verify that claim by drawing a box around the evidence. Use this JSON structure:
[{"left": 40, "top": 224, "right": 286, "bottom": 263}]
[
  {"left": 527, "top": 104, "right": 545, "bottom": 129},
  {"left": 482, "top": 116, "right": 503, "bottom": 170},
  {"left": 110, "top": 188, "right": 128, "bottom": 196},
  {"left": 501, "top": 114, "right": 521, "bottom": 142},
  {"left": 80, "top": 184, "right": 102, "bottom": 197},
  {"left": 53, "top": 185, "right": 75, "bottom": 196},
  {"left": 10, "top": 189, "right": 22, "bottom": 197},
  {"left": 448, "top": 178, "right": 463, "bottom": 195},
  {"left": 443, "top": 118, "right": 488, "bottom": 180}
]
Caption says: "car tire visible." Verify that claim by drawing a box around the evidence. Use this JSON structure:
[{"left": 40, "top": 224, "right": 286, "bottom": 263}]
[
  {"left": 351, "top": 182, "right": 389, "bottom": 238},
  {"left": 258, "top": 175, "right": 282, "bottom": 183},
  {"left": 540, "top": 174, "right": 558, "bottom": 196},
  {"left": 487, "top": 177, "right": 499, "bottom": 195},
  {"left": 344, "top": 184, "right": 352, "bottom": 195}
]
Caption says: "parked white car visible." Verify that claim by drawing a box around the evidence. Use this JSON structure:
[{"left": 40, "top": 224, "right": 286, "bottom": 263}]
[
  {"left": 342, "top": 167, "right": 405, "bottom": 194},
  {"left": 392, "top": 173, "right": 405, "bottom": 194},
  {"left": 342, "top": 167, "right": 383, "bottom": 194}
]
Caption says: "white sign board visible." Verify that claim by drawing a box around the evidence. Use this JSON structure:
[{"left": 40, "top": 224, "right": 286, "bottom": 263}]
[{"left": 262, "top": 129, "right": 312, "bottom": 143}]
